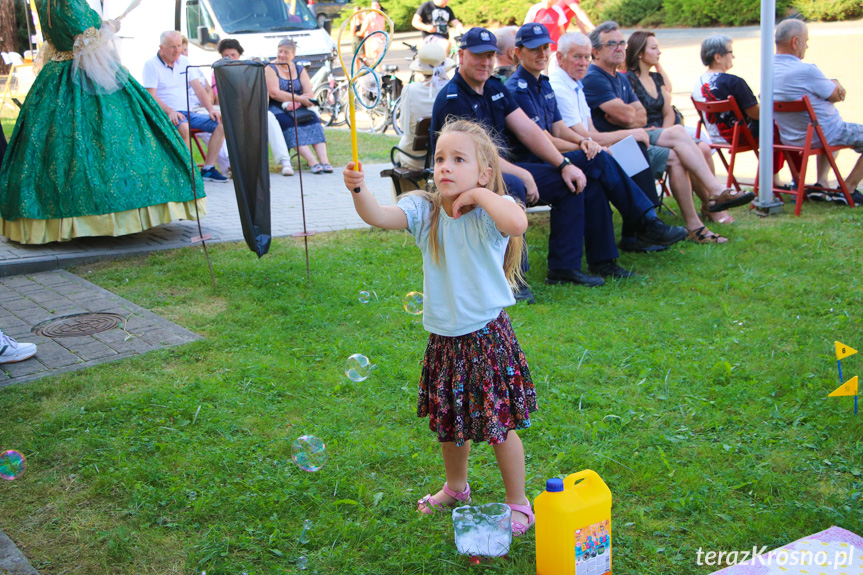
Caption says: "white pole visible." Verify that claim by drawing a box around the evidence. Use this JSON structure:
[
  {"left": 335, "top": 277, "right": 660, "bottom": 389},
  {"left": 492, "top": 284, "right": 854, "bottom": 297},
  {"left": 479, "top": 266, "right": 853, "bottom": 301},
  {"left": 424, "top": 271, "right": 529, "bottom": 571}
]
[{"left": 756, "top": 0, "right": 780, "bottom": 211}]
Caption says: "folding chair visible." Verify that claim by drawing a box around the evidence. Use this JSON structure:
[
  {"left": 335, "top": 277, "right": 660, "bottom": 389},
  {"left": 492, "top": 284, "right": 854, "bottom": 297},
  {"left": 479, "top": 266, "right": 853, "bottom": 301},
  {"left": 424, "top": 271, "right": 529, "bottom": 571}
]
[
  {"left": 772, "top": 95, "right": 854, "bottom": 216},
  {"left": 380, "top": 117, "right": 432, "bottom": 197},
  {"left": 189, "top": 128, "right": 208, "bottom": 168},
  {"left": 655, "top": 169, "right": 676, "bottom": 217},
  {"left": 691, "top": 95, "right": 760, "bottom": 192},
  {"left": 0, "top": 52, "right": 33, "bottom": 115}
]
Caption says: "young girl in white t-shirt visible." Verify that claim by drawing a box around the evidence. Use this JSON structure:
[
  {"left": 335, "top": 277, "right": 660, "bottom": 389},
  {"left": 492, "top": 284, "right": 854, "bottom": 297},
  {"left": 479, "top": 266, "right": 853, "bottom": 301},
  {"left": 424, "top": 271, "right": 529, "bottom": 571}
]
[{"left": 343, "top": 119, "right": 538, "bottom": 536}]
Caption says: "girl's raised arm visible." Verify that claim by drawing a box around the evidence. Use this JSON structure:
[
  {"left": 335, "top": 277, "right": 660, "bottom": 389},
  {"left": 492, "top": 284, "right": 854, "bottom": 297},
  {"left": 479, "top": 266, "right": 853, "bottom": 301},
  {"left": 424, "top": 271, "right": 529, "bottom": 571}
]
[
  {"left": 344, "top": 163, "right": 409, "bottom": 230},
  {"left": 452, "top": 188, "right": 527, "bottom": 237}
]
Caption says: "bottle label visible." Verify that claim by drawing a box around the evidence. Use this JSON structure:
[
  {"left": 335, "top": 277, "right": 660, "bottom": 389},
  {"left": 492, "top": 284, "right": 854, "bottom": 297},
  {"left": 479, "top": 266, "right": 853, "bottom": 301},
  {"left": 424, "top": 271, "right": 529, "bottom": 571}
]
[{"left": 575, "top": 519, "right": 611, "bottom": 574}]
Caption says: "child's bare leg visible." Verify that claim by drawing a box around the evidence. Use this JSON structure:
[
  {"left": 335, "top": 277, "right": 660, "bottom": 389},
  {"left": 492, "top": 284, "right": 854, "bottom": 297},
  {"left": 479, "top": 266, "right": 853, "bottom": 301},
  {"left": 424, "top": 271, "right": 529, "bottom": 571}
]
[
  {"left": 428, "top": 441, "right": 471, "bottom": 504},
  {"left": 492, "top": 430, "right": 530, "bottom": 524}
]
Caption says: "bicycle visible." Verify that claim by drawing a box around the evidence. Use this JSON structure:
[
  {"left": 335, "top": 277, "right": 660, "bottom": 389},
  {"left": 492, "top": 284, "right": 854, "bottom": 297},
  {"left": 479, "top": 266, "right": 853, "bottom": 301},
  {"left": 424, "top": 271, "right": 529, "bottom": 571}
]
[
  {"left": 304, "top": 52, "right": 351, "bottom": 127},
  {"left": 347, "top": 63, "right": 402, "bottom": 134}
]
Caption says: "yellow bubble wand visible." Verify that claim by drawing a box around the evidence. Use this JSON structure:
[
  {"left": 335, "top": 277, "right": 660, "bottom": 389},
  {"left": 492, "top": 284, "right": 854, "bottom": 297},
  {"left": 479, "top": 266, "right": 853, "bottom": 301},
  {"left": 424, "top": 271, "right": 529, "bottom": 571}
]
[{"left": 337, "top": 8, "right": 394, "bottom": 189}]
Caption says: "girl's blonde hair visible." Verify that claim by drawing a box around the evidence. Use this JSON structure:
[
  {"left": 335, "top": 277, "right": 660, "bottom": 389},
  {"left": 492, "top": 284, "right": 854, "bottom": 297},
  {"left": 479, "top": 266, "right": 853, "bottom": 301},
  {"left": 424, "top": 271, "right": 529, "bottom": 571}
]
[{"left": 414, "top": 118, "right": 526, "bottom": 287}]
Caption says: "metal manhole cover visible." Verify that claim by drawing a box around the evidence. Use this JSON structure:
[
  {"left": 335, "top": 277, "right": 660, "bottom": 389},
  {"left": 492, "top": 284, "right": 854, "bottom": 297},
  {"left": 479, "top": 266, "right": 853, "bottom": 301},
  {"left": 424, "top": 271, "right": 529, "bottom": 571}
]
[{"left": 32, "top": 313, "right": 126, "bottom": 338}]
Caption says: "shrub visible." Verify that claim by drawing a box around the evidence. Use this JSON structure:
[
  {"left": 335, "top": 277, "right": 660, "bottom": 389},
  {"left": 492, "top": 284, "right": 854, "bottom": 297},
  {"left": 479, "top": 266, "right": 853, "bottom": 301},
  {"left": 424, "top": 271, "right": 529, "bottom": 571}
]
[
  {"left": 453, "top": 0, "right": 534, "bottom": 27},
  {"left": 590, "top": 0, "right": 665, "bottom": 27},
  {"left": 792, "top": 0, "right": 863, "bottom": 21},
  {"left": 381, "top": 0, "right": 858, "bottom": 32},
  {"left": 664, "top": 0, "right": 764, "bottom": 27}
]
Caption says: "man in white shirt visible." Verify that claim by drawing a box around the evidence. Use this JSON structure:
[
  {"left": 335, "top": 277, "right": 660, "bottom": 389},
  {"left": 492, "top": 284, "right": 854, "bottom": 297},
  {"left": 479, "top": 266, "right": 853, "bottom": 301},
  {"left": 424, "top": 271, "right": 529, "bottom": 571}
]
[
  {"left": 142, "top": 31, "right": 228, "bottom": 182},
  {"left": 773, "top": 19, "right": 863, "bottom": 198}
]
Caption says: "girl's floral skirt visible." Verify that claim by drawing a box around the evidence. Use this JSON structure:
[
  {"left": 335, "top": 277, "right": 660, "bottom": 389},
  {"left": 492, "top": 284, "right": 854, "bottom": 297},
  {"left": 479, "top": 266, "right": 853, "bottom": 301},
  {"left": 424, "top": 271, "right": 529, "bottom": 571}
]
[{"left": 418, "top": 311, "right": 537, "bottom": 446}]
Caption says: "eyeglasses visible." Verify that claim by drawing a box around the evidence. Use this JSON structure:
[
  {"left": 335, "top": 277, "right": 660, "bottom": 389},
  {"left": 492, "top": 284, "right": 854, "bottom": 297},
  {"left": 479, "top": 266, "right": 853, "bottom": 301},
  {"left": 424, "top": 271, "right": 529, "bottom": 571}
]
[{"left": 600, "top": 41, "right": 627, "bottom": 50}]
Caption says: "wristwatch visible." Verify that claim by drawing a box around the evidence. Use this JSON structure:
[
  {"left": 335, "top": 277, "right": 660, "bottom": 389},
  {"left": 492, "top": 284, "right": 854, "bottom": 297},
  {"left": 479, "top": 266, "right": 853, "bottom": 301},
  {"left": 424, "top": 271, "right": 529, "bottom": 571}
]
[{"left": 556, "top": 157, "right": 571, "bottom": 172}]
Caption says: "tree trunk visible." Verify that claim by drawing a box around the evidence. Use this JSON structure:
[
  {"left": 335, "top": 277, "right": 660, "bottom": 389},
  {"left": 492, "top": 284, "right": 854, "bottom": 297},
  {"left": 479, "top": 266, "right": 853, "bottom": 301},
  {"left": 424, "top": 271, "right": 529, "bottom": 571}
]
[{"left": 0, "top": 0, "right": 17, "bottom": 74}]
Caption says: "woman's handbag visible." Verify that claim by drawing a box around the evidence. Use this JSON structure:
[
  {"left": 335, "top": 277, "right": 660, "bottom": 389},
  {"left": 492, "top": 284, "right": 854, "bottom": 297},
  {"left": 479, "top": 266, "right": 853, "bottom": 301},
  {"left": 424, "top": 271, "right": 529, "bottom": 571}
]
[
  {"left": 288, "top": 106, "right": 318, "bottom": 126},
  {"left": 281, "top": 101, "right": 319, "bottom": 126}
]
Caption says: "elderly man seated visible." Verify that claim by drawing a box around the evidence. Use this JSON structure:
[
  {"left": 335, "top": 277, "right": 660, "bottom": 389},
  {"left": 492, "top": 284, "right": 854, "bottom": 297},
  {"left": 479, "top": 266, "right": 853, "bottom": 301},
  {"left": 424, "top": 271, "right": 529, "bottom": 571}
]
[
  {"left": 493, "top": 26, "right": 519, "bottom": 82},
  {"left": 505, "top": 23, "right": 685, "bottom": 257},
  {"left": 773, "top": 19, "right": 863, "bottom": 202},
  {"left": 143, "top": 31, "right": 228, "bottom": 182}
]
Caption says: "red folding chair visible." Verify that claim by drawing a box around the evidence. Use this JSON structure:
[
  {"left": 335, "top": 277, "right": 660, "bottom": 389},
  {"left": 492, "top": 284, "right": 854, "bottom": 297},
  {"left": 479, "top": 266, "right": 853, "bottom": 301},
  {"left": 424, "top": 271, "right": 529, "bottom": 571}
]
[
  {"left": 692, "top": 95, "right": 760, "bottom": 193},
  {"left": 772, "top": 95, "right": 854, "bottom": 216},
  {"left": 189, "top": 128, "right": 208, "bottom": 168}
]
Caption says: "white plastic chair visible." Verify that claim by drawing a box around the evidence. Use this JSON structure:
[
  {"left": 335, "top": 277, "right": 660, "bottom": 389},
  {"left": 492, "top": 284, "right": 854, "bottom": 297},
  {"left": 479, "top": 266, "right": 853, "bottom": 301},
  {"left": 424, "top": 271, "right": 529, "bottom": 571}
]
[{"left": 1, "top": 52, "right": 33, "bottom": 114}]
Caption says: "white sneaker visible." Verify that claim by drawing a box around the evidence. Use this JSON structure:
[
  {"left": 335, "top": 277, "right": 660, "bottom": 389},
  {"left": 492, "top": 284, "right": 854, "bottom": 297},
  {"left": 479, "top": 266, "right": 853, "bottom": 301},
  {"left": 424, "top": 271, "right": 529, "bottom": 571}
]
[
  {"left": 281, "top": 161, "right": 294, "bottom": 176},
  {"left": 0, "top": 333, "right": 37, "bottom": 364}
]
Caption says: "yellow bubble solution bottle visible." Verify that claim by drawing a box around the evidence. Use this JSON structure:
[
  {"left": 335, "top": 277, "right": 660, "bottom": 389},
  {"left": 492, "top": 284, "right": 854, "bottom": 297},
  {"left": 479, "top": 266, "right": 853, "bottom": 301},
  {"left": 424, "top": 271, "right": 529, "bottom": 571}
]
[{"left": 535, "top": 470, "right": 612, "bottom": 575}]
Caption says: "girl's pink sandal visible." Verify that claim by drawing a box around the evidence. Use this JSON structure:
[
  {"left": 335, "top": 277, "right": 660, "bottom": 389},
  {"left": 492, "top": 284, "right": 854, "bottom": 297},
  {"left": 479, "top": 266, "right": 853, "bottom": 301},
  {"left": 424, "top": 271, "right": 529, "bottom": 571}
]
[
  {"left": 508, "top": 502, "right": 535, "bottom": 536},
  {"left": 417, "top": 482, "right": 471, "bottom": 515}
]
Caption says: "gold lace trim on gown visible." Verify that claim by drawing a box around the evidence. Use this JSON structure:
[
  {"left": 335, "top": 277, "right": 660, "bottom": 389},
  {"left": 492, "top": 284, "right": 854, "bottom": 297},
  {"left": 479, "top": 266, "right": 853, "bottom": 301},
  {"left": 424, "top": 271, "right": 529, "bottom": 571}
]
[{"left": 1, "top": 199, "right": 207, "bottom": 244}]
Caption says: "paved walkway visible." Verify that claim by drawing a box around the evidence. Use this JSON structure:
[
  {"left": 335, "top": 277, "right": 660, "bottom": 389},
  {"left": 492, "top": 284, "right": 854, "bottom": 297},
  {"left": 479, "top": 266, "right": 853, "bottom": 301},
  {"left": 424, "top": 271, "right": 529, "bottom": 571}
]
[
  {"left": 0, "top": 164, "right": 395, "bottom": 277},
  {"left": 0, "top": 270, "right": 201, "bottom": 386}
]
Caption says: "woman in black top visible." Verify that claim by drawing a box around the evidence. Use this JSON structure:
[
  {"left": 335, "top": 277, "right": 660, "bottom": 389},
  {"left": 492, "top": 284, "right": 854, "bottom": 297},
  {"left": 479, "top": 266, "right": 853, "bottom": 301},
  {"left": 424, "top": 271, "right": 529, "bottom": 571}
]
[{"left": 626, "top": 30, "right": 737, "bottom": 229}]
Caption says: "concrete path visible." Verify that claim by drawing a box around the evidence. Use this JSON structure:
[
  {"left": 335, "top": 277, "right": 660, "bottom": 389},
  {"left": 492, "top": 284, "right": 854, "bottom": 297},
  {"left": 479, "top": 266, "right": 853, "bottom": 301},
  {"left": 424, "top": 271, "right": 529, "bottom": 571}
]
[
  {"left": 0, "top": 164, "right": 395, "bottom": 278},
  {"left": 0, "top": 270, "right": 201, "bottom": 386},
  {"left": 0, "top": 529, "right": 38, "bottom": 575}
]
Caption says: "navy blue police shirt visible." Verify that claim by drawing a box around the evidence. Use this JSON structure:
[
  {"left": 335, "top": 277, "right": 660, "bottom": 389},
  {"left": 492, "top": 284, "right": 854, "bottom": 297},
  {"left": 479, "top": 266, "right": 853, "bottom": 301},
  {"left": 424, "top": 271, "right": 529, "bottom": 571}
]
[
  {"left": 505, "top": 65, "right": 562, "bottom": 163},
  {"left": 430, "top": 69, "right": 520, "bottom": 157},
  {"left": 581, "top": 62, "right": 639, "bottom": 133}
]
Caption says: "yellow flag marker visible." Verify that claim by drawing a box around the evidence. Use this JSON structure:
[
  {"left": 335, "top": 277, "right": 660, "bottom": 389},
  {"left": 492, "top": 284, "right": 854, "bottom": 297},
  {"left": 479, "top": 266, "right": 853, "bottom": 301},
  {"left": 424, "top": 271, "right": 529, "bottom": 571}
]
[
  {"left": 835, "top": 341, "right": 858, "bottom": 360},
  {"left": 829, "top": 376, "right": 858, "bottom": 397}
]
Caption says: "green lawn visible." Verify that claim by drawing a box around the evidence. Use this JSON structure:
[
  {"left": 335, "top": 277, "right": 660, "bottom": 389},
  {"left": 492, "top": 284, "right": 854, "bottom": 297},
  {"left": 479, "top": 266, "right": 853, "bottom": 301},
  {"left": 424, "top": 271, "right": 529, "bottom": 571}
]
[{"left": 0, "top": 198, "right": 862, "bottom": 574}]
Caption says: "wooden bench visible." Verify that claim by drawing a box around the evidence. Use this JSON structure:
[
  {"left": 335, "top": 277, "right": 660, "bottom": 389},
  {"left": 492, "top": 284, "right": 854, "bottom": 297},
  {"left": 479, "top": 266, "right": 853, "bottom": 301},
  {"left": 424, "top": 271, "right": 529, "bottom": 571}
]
[
  {"left": 380, "top": 117, "right": 552, "bottom": 213},
  {"left": 380, "top": 117, "right": 431, "bottom": 197}
]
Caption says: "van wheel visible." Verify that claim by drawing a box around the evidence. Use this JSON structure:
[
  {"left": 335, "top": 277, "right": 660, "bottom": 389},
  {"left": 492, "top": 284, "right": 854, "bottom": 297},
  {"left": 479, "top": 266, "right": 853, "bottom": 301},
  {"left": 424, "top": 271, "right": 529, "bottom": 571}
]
[{"left": 317, "top": 14, "right": 327, "bottom": 27}]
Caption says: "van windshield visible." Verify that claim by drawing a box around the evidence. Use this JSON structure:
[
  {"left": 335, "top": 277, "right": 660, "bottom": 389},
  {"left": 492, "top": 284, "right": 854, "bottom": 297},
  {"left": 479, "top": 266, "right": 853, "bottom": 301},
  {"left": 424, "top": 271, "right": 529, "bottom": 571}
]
[{"left": 209, "top": 0, "right": 318, "bottom": 33}]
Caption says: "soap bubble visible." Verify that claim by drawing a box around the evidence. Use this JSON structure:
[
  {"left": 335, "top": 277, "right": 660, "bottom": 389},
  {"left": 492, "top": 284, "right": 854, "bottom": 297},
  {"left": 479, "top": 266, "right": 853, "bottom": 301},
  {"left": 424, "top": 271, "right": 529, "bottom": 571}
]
[
  {"left": 403, "top": 291, "right": 423, "bottom": 315},
  {"left": 345, "top": 353, "right": 375, "bottom": 382},
  {"left": 299, "top": 519, "right": 312, "bottom": 544},
  {"left": 291, "top": 435, "right": 328, "bottom": 472},
  {"left": 0, "top": 450, "right": 26, "bottom": 480},
  {"left": 358, "top": 290, "right": 377, "bottom": 304},
  {"left": 297, "top": 556, "right": 308, "bottom": 570}
]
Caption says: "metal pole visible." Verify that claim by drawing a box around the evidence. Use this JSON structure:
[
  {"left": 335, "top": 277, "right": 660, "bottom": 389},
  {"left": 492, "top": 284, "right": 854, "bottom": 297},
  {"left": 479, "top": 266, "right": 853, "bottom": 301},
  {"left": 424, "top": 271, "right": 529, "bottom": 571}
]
[{"left": 753, "top": 0, "right": 783, "bottom": 214}]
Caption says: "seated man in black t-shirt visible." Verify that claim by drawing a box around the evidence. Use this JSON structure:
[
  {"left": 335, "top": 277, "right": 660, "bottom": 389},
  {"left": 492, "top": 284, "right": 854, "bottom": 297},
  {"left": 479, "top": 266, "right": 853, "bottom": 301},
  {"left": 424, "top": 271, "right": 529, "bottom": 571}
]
[{"left": 412, "top": 0, "right": 463, "bottom": 50}]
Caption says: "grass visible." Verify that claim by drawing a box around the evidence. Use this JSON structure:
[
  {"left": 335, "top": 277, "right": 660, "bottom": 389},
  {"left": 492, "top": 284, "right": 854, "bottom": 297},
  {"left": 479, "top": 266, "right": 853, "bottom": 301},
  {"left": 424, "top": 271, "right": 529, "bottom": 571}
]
[{"left": 1, "top": 198, "right": 862, "bottom": 574}]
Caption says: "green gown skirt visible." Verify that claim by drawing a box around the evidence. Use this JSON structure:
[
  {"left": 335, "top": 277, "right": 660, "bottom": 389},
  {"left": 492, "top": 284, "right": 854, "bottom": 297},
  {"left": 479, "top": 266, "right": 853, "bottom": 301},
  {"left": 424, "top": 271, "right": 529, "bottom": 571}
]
[{"left": 0, "top": 56, "right": 207, "bottom": 244}]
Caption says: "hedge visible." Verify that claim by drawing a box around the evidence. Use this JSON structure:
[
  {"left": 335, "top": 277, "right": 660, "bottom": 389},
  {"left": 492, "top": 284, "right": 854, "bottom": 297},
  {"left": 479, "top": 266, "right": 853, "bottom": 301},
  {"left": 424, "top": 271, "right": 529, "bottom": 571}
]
[
  {"left": 390, "top": 0, "right": 862, "bottom": 31},
  {"left": 579, "top": 0, "right": 861, "bottom": 27}
]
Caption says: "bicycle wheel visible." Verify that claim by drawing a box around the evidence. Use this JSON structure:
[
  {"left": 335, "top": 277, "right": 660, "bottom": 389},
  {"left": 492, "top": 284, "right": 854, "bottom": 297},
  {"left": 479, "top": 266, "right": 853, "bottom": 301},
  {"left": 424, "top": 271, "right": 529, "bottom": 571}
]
[
  {"left": 353, "top": 95, "right": 389, "bottom": 133},
  {"left": 314, "top": 85, "right": 339, "bottom": 127},
  {"left": 331, "top": 84, "right": 349, "bottom": 126},
  {"left": 391, "top": 96, "right": 403, "bottom": 136}
]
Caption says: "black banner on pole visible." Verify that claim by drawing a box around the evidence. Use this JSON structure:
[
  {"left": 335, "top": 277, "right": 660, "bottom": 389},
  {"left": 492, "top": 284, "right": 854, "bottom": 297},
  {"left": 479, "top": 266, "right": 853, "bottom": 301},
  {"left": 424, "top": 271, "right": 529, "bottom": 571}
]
[{"left": 213, "top": 59, "right": 271, "bottom": 258}]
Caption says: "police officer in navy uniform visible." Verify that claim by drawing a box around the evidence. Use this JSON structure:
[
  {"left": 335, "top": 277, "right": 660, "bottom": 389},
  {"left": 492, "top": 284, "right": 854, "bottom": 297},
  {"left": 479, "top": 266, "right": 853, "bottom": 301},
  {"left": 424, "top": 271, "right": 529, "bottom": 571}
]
[
  {"left": 431, "top": 27, "right": 684, "bottom": 287},
  {"left": 506, "top": 23, "right": 686, "bottom": 276}
]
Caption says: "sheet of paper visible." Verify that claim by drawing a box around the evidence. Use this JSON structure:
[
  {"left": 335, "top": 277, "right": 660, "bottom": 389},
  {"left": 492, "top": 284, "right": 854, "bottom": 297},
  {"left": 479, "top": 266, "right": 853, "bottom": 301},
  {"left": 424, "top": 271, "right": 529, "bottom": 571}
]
[{"left": 607, "top": 135, "right": 649, "bottom": 177}]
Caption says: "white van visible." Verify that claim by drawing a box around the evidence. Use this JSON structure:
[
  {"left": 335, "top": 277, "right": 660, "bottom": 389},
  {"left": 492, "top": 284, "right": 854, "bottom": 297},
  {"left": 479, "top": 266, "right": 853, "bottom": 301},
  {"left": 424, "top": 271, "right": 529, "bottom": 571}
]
[{"left": 107, "top": 0, "right": 336, "bottom": 83}]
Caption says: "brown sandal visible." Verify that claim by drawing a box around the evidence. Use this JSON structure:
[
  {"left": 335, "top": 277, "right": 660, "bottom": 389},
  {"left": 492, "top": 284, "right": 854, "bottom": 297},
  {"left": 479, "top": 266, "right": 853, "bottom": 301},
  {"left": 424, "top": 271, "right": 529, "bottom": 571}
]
[
  {"left": 707, "top": 188, "right": 755, "bottom": 212},
  {"left": 686, "top": 226, "right": 728, "bottom": 244}
]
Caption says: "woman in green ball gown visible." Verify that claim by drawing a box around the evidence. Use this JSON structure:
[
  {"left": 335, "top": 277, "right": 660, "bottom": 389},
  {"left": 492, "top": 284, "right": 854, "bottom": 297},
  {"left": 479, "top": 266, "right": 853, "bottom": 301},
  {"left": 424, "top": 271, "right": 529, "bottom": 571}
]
[{"left": 0, "top": 0, "right": 206, "bottom": 244}]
